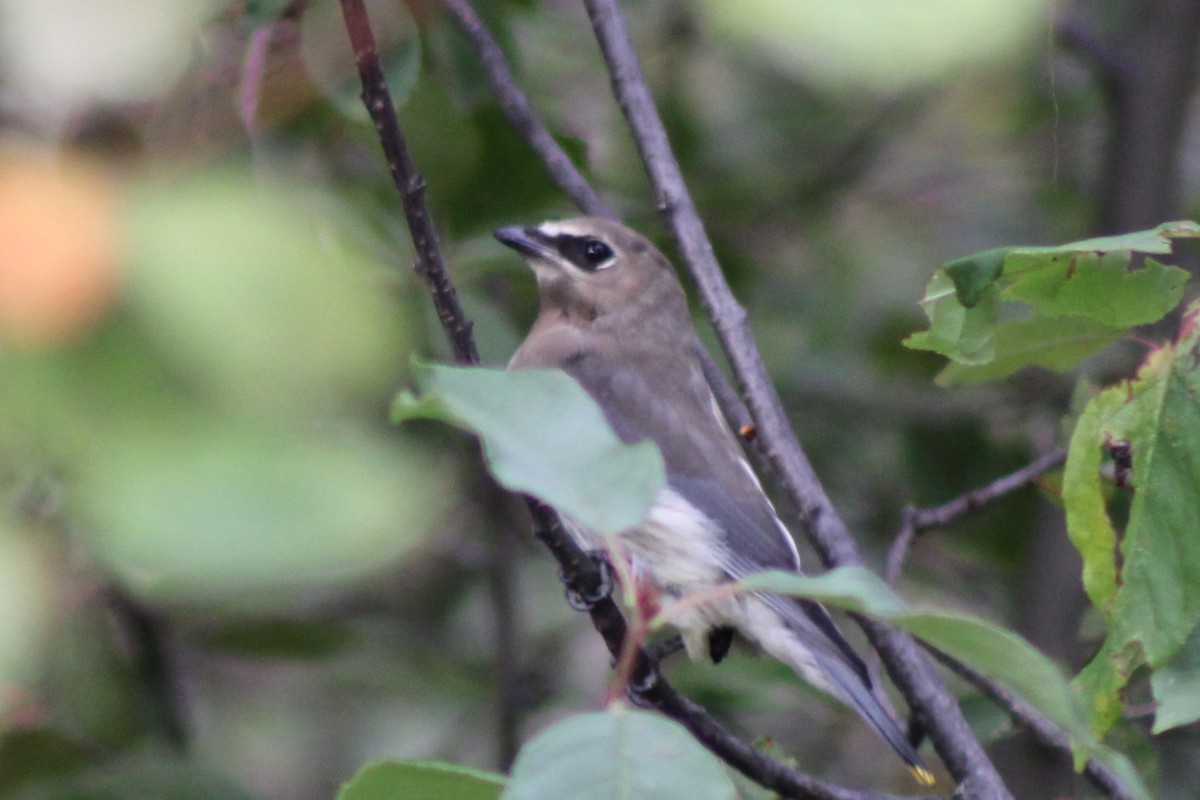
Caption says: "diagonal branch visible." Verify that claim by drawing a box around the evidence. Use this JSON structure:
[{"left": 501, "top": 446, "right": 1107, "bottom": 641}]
[
  {"left": 886, "top": 449, "right": 1068, "bottom": 583},
  {"left": 342, "top": 0, "right": 478, "bottom": 365},
  {"left": 578, "top": 1, "right": 1009, "bottom": 798},
  {"left": 440, "top": 0, "right": 615, "bottom": 219},
  {"left": 923, "top": 645, "right": 1136, "bottom": 800}
]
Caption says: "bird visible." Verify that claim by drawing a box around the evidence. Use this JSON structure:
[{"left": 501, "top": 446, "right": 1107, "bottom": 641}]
[{"left": 495, "top": 216, "right": 933, "bottom": 784}]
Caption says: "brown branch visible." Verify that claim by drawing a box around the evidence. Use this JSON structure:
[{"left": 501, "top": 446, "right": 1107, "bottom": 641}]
[
  {"left": 579, "top": 1, "right": 1009, "bottom": 798},
  {"left": 886, "top": 450, "right": 1068, "bottom": 584},
  {"left": 439, "top": 0, "right": 615, "bottom": 219},
  {"left": 341, "top": 0, "right": 478, "bottom": 365}
]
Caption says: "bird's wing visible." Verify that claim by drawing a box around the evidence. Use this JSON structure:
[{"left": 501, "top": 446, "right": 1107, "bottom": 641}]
[
  {"left": 560, "top": 343, "right": 873, "bottom": 682},
  {"left": 561, "top": 343, "right": 800, "bottom": 571}
]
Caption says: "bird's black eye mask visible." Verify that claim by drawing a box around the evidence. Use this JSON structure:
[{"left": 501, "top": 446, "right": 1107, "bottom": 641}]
[{"left": 554, "top": 234, "right": 616, "bottom": 272}]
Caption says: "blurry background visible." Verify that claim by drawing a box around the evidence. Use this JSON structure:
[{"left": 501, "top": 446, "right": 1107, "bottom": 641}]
[{"left": 1, "top": 0, "right": 1198, "bottom": 797}]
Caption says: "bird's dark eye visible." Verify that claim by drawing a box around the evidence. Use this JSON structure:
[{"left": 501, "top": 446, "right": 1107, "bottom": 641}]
[
  {"left": 557, "top": 235, "right": 615, "bottom": 271},
  {"left": 581, "top": 238, "right": 613, "bottom": 265}
]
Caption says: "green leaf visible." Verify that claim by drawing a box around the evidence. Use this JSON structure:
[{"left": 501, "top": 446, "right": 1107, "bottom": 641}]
[
  {"left": 738, "top": 567, "right": 1093, "bottom": 749},
  {"left": 338, "top": 760, "right": 504, "bottom": 800},
  {"left": 1003, "top": 254, "right": 1188, "bottom": 328},
  {"left": 904, "top": 222, "right": 1197, "bottom": 381},
  {"left": 394, "top": 364, "right": 665, "bottom": 536},
  {"left": 1062, "top": 392, "right": 1121, "bottom": 613},
  {"left": 126, "top": 171, "right": 407, "bottom": 415},
  {"left": 736, "top": 567, "right": 1152, "bottom": 798},
  {"left": 1064, "top": 300, "right": 1200, "bottom": 738},
  {"left": 504, "top": 707, "right": 736, "bottom": 800},
  {"left": 1033, "top": 220, "right": 1200, "bottom": 255},
  {"left": 75, "top": 418, "right": 445, "bottom": 606},
  {"left": 903, "top": 271, "right": 997, "bottom": 364},
  {"left": 1151, "top": 623, "right": 1200, "bottom": 733},
  {"left": 935, "top": 315, "right": 1122, "bottom": 386},
  {"left": 944, "top": 247, "right": 1011, "bottom": 307}
]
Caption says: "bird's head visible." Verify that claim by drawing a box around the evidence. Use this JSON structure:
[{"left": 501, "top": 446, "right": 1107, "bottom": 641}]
[{"left": 494, "top": 217, "right": 686, "bottom": 324}]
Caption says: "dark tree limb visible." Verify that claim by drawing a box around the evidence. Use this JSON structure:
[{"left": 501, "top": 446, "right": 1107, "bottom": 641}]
[
  {"left": 579, "top": 1, "right": 1010, "bottom": 798},
  {"left": 1059, "top": 0, "right": 1200, "bottom": 233},
  {"left": 885, "top": 450, "right": 1068, "bottom": 584}
]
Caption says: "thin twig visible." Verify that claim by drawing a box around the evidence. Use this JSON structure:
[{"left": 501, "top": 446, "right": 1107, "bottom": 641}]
[
  {"left": 886, "top": 450, "right": 1068, "bottom": 584},
  {"left": 341, "top": 0, "right": 479, "bottom": 365},
  {"left": 579, "top": 2, "right": 1010, "bottom": 798},
  {"left": 439, "top": 0, "right": 616, "bottom": 219},
  {"left": 923, "top": 645, "right": 1136, "bottom": 800}
]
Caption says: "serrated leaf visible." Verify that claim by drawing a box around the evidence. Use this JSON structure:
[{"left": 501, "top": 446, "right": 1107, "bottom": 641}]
[
  {"left": 935, "top": 315, "right": 1122, "bottom": 386},
  {"left": 905, "top": 222, "right": 1197, "bottom": 379},
  {"left": 504, "top": 707, "right": 735, "bottom": 800},
  {"left": 903, "top": 271, "right": 997, "bottom": 363},
  {"left": 338, "top": 760, "right": 504, "bottom": 800},
  {"left": 394, "top": 364, "right": 665, "bottom": 536},
  {"left": 1151, "top": 623, "right": 1200, "bottom": 733},
  {"left": 1002, "top": 254, "right": 1188, "bottom": 328},
  {"left": 1064, "top": 300, "right": 1200, "bottom": 738}
]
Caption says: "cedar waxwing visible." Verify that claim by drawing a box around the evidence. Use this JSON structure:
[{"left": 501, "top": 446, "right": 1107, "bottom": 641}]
[{"left": 496, "top": 217, "right": 932, "bottom": 784}]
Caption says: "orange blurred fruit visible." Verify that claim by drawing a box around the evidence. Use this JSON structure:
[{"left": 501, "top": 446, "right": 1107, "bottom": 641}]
[{"left": 0, "top": 150, "right": 122, "bottom": 347}]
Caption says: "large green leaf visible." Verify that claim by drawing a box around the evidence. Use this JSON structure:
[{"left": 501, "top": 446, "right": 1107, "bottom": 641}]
[
  {"left": 1150, "top": 623, "right": 1200, "bottom": 733},
  {"left": 394, "top": 364, "right": 665, "bottom": 536},
  {"left": 737, "top": 568, "right": 1087, "bottom": 742},
  {"left": 934, "top": 315, "right": 1122, "bottom": 387},
  {"left": 74, "top": 418, "right": 441, "bottom": 606},
  {"left": 126, "top": 172, "right": 407, "bottom": 416},
  {"left": 1002, "top": 254, "right": 1188, "bottom": 327},
  {"left": 905, "top": 221, "right": 1197, "bottom": 382},
  {"left": 504, "top": 707, "right": 735, "bottom": 800},
  {"left": 734, "top": 566, "right": 1150, "bottom": 799},
  {"left": 337, "top": 761, "right": 504, "bottom": 800},
  {"left": 1064, "top": 300, "right": 1200, "bottom": 737}
]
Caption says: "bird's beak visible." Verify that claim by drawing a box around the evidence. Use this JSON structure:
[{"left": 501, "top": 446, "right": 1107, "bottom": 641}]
[{"left": 494, "top": 226, "right": 556, "bottom": 261}]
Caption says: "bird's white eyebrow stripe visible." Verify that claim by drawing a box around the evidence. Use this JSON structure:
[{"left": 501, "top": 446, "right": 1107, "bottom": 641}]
[{"left": 538, "top": 220, "right": 588, "bottom": 237}]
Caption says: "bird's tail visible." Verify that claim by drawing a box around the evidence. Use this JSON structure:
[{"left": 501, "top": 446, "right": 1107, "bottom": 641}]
[{"left": 749, "top": 593, "right": 935, "bottom": 785}]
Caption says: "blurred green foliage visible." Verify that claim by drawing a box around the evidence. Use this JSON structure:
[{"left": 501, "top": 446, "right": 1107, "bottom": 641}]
[{"left": 1, "top": 0, "right": 1198, "bottom": 798}]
